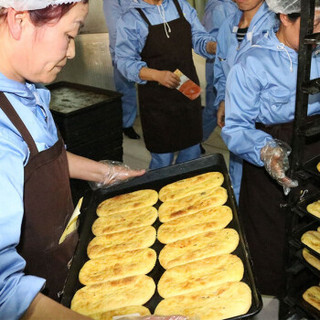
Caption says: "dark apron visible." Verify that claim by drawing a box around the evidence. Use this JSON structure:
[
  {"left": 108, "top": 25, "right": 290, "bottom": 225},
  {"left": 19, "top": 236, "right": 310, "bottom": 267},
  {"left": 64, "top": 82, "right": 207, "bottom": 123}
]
[
  {"left": 239, "top": 115, "right": 320, "bottom": 296},
  {"left": 137, "top": 0, "right": 202, "bottom": 153},
  {"left": 0, "top": 92, "right": 78, "bottom": 301}
]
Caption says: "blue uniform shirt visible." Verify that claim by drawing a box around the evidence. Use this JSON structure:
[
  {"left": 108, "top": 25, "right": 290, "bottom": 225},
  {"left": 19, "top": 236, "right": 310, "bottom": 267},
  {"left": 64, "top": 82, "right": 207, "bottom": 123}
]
[{"left": 0, "top": 72, "right": 58, "bottom": 319}]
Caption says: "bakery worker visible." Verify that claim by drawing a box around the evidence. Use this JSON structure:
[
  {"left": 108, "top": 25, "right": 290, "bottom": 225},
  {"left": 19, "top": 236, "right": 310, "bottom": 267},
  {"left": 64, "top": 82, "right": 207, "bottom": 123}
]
[
  {"left": 0, "top": 1, "right": 162, "bottom": 319},
  {"left": 213, "top": 0, "right": 277, "bottom": 202},
  {"left": 103, "top": 0, "right": 140, "bottom": 140},
  {"left": 221, "top": 0, "right": 320, "bottom": 298},
  {"left": 201, "top": 0, "right": 238, "bottom": 152},
  {"left": 115, "top": 0, "right": 216, "bottom": 170}
]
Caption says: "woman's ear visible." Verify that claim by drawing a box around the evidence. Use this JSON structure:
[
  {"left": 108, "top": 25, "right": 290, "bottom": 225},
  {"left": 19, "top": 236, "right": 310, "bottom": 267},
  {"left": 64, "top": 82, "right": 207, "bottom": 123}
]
[
  {"left": 6, "top": 8, "right": 27, "bottom": 40},
  {"left": 279, "top": 13, "right": 291, "bottom": 27}
]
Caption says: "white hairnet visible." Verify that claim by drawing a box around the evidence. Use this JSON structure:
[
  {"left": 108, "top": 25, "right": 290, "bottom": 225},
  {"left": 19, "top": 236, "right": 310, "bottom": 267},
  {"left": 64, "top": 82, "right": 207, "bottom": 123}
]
[
  {"left": 265, "top": 0, "right": 300, "bottom": 14},
  {"left": 0, "top": 0, "right": 82, "bottom": 11}
]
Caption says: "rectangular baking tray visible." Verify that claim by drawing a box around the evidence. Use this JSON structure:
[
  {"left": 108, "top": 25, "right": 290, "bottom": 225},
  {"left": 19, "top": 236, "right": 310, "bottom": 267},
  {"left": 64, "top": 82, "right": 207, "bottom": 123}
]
[
  {"left": 61, "top": 154, "right": 262, "bottom": 319},
  {"left": 295, "top": 191, "right": 320, "bottom": 223},
  {"left": 303, "top": 155, "right": 320, "bottom": 180}
]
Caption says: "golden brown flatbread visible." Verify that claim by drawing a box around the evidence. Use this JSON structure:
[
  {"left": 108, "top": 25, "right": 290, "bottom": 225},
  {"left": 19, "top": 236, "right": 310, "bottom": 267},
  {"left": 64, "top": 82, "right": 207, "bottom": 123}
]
[
  {"left": 157, "top": 206, "right": 233, "bottom": 244},
  {"left": 159, "top": 228, "right": 239, "bottom": 269},
  {"left": 159, "top": 172, "right": 224, "bottom": 202},
  {"left": 87, "top": 226, "right": 156, "bottom": 259},
  {"left": 317, "top": 162, "right": 320, "bottom": 172},
  {"left": 92, "top": 207, "right": 158, "bottom": 236},
  {"left": 307, "top": 200, "right": 320, "bottom": 219},
  {"left": 89, "top": 306, "right": 151, "bottom": 320},
  {"left": 158, "top": 187, "right": 228, "bottom": 223},
  {"left": 96, "top": 189, "right": 158, "bottom": 216},
  {"left": 79, "top": 248, "right": 157, "bottom": 285},
  {"left": 158, "top": 254, "right": 244, "bottom": 298},
  {"left": 303, "top": 286, "right": 320, "bottom": 311},
  {"left": 302, "top": 248, "right": 320, "bottom": 271},
  {"left": 155, "top": 281, "right": 252, "bottom": 320},
  {"left": 71, "top": 275, "right": 156, "bottom": 315},
  {"left": 301, "top": 230, "right": 320, "bottom": 254}
]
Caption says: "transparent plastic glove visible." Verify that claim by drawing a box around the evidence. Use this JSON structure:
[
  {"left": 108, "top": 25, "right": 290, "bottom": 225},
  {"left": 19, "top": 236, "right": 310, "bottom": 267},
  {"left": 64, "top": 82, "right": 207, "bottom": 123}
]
[
  {"left": 119, "top": 316, "right": 197, "bottom": 320},
  {"left": 260, "top": 139, "right": 298, "bottom": 195},
  {"left": 88, "top": 160, "right": 145, "bottom": 190}
]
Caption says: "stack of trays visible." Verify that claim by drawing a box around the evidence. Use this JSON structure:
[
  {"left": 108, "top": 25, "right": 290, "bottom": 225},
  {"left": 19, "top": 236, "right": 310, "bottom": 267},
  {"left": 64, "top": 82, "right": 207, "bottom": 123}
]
[{"left": 61, "top": 154, "right": 262, "bottom": 320}]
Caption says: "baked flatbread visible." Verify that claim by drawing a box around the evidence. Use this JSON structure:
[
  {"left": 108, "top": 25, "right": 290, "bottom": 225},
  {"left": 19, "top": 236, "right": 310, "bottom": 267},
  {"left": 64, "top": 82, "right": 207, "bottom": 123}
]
[
  {"left": 155, "top": 281, "right": 252, "bottom": 320},
  {"left": 79, "top": 248, "right": 157, "bottom": 285},
  {"left": 92, "top": 207, "right": 158, "bottom": 236},
  {"left": 158, "top": 254, "right": 244, "bottom": 298},
  {"left": 301, "top": 230, "right": 320, "bottom": 254},
  {"left": 303, "top": 286, "right": 320, "bottom": 311},
  {"left": 317, "top": 162, "right": 320, "bottom": 172},
  {"left": 87, "top": 226, "right": 156, "bottom": 259},
  {"left": 89, "top": 306, "right": 151, "bottom": 320},
  {"left": 159, "top": 228, "right": 239, "bottom": 269},
  {"left": 302, "top": 248, "right": 320, "bottom": 271},
  {"left": 97, "top": 189, "right": 158, "bottom": 216},
  {"left": 158, "top": 187, "right": 228, "bottom": 223},
  {"left": 307, "top": 200, "right": 320, "bottom": 219},
  {"left": 159, "top": 172, "right": 224, "bottom": 202},
  {"left": 157, "top": 206, "right": 233, "bottom": 244},
  {"left": 71, "top": 275, "right": 156, "bottom": 315}
]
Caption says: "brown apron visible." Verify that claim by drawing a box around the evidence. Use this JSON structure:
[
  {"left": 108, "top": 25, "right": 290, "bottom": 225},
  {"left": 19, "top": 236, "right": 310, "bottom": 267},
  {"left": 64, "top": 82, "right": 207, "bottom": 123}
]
[
  {"left": 0, "top": 92, "right": 78, "bottom": 301},
  {"left": 239, "top": 115, "right": 320, "bottom": 296},
  {"left": 137, "top": 0, "right": 202, "bottom": 153}
]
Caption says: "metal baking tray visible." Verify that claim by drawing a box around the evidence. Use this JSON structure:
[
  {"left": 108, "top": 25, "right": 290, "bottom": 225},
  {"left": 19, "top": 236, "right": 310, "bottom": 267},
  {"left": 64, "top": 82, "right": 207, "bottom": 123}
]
[
  {"left": 295, "top": 191, "right": 320, "bottom": 223},
  {"left": 61, "top": 154, "right": 262, "bottom": 319},
  {"left": 303, "top": 155, "right": 320, "bottom": 180},
  {"left": 295, "top": 249, "right": 320, "bottom": 278}
]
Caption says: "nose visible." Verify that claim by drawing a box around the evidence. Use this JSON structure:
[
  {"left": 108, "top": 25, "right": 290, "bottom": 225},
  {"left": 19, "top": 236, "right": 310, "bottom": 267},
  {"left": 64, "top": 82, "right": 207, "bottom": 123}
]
[{"left": 66, "top": 39, "right": 76, "bottom": 59}]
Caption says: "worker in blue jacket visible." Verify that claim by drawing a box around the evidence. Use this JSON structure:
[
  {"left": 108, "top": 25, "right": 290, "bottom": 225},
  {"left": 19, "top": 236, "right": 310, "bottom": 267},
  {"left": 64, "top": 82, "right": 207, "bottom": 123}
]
[
  {"left": 214, "top": 0, "right": 277, "bottom": 202},
  {"left": 103, "top": 0, "right": 140, "bottom": 139},
  {"left": 201, "top": 0, "right": 238, "bottom": 152},
  {"left": 115, "top": 0, "right": 216, "bottom": 169},
  {"left": 222, "top": 0, "right": 320, "bottom": 297}
]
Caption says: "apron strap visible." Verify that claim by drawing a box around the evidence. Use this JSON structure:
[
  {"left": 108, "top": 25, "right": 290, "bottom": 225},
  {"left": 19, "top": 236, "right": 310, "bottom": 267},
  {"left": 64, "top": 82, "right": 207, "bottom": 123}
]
[
  {"left": 172, "top": 0, "right": 183, "bottom": 18},
  {"left": 136, "top": 8, "right": 151, "bottom": 26},
  {"left": 0, "top": 92, "right": 38, "bottom": 158}
]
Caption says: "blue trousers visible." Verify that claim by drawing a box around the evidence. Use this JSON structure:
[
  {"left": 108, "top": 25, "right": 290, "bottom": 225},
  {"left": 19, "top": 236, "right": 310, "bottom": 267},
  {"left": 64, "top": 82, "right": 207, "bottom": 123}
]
[{"left": 149, "top": 144, "right": 201, "bottom": 170}]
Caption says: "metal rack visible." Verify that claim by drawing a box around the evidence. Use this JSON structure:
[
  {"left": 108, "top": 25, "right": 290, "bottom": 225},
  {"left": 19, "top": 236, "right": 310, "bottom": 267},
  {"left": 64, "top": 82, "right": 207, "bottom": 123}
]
[{"left": 281, "top": 1, "right": 320, "bottom": 318}]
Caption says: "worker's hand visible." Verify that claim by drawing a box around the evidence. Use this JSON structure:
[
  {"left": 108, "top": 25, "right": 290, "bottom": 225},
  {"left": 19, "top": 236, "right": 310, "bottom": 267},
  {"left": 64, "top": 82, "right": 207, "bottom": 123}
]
[
  {"left": 217, "top": 100, "right": 225, "bottom": 128},
  {"left": 157, "top": 70, "right": 181, "bottom": 89},
  {"left": 206, "top": 41, "right": 217, "bottom": 55},
  {"left": 260, "top": 139, "right": 298, "bottom": 195},
  {"left": 89, "top": 160, "right": 145, "bottom": 190}
]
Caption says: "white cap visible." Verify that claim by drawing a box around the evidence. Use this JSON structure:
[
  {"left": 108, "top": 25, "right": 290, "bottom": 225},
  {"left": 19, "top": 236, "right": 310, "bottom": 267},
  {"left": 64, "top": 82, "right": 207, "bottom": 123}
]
[
  {"left": 0, "top": 0, "right": 82, "bottom": 11},
  {"left": 265, "top": 0, "right": 300, "bottom": 14}
]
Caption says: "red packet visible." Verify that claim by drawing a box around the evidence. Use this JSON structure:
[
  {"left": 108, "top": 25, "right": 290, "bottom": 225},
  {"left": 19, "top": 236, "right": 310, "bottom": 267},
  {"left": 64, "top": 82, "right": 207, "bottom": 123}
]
[{"left": 174, "top": 69, "right": 201, "bottom": 100}]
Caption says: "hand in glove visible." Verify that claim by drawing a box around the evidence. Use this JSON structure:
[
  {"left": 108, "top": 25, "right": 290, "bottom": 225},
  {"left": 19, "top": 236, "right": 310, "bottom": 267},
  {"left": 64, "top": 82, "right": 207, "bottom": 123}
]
[
  {"left": 260, "top": 139, "right": 298, "bottom": 195},
  {"left": 89, "top": 160, "right": 145, "bottom": 190}
]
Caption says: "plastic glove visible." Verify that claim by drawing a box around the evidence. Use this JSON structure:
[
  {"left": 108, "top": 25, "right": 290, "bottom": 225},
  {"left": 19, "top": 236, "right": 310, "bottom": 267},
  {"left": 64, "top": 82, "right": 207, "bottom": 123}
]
[
  {"left": 119, "top": 316, "right": 196, "bottom": 320},
  {"left": 88, "top": 160, "right": 145, "bottom": 190},
  {"left": 260, "top": 139, "right": 298, "bottom": 195}
]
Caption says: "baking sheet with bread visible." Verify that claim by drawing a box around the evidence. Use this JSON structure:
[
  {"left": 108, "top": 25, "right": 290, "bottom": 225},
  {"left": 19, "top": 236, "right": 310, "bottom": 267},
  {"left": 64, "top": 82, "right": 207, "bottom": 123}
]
[
  {"left": 70, "top": 172, "right": 254, "bottom": 319},
  {"left": 303, "top": 285, "right": 320, "bottom": 311}
]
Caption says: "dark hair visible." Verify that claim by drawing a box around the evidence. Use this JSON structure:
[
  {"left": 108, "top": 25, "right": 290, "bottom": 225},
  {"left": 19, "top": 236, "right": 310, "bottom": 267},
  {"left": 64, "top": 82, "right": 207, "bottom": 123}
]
[
  {"left": 29, "top": 0, "right": 89, "bottom": 26},
  {"left": 276, "top": 12, "right": 301, "bottom": 21}
]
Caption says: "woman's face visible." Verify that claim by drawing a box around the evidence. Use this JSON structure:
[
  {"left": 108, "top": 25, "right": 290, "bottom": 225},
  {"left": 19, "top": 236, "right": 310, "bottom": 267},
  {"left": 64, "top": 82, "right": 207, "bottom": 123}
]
[
  {"left": 14, "top": 2, "right": 88, "bottom": 83},
  {"left": 235, "top": 0, "right": 264, "bottom": 12},
  {"left": 283, "top": 16, "right": 301, "bottom": 51}
]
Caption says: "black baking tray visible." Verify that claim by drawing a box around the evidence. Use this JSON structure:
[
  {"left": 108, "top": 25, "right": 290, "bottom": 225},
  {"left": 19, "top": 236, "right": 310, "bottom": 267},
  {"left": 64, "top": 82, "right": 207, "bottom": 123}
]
[
  {"left": 61, "top": 154, "right": 262, "bottom": 319},
  {"left": 303, "top": 155, "right": 320, "bottom": 180},
  {"left": 295, "top": 191, "right": 320, "bottom": 223}
]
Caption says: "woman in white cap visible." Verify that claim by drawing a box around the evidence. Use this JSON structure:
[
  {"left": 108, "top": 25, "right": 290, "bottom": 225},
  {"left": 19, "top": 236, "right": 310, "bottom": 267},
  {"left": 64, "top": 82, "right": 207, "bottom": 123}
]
[
  {"left": 0, "top": 1, "right": 161, "bottom": 319},
  {"left": 221, "top": 0, "right": 320, "bottom": 299}
]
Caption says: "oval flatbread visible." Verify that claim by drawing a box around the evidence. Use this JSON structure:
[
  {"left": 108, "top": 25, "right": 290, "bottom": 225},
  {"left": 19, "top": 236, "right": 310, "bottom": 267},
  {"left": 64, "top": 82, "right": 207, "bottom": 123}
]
[
  {"left": 92, "top": 207, "right": 158, "bottom": 236},
  {"left": 158, "top": 187, "right": 228, "bottom": 223},
  {"left": 159, "top": 228, "right": 239, "bottom": 269},
  {"left": 71, "top": 275, "right": 156, "bottom": 315},
  {"left": 155, "top": 281, "right": 252, "bottom": 320},
  {"left": 158, "top": 254, "right": 244, "bottom": 298},
  {"left": 157, "top": 206, "right": 233, "bottom": 244},
  {"left": 302, "top": 248, "right": 320, "bottom": 271},
  {"left": 79, "top": 248, "right": 157, "bottom": 285},
  {"left": 96, "top": 189, "right": 158, "bottom": 216},
  {"left": 307, "top": 200, "right": 320, "bottom": 219},
  {"left": 303, "top": 286, "right": 320, "bottom": 311},
  {"left": 89, "top": 306, "right": 151, "bottom": 320},
  {"left": 87, "top": 226, "right": 156, "bottom": 259},
  {"left": 301, "top": 230, "right": 320, "bottom": 254},
  {"left": 317, "top": 162, "right": 320, "bottom": 172},
  {"left": 159, "top": 172, "right": 224, "bottom": 202}
]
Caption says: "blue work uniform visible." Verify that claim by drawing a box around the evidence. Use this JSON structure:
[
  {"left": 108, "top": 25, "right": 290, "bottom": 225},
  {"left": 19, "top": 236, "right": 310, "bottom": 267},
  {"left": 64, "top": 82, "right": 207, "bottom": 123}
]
[
  {"left": 103, "top": 0, "right": 138, "bottom": 129},
  {"left": 213, "top": 1, "right": 277, "bottom": 202},
  {"left": 201, "top": 0, "right": 238, "bottom": 141},
  {"left": 222, "top": 30, "right": 320, "bottom": 295}
]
